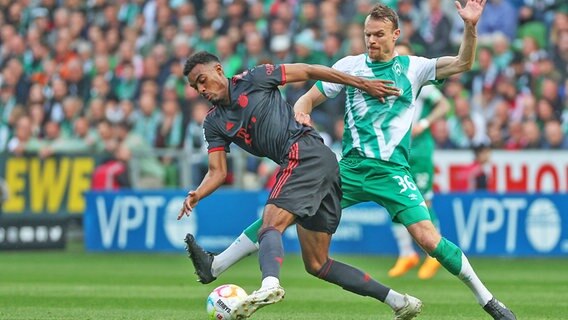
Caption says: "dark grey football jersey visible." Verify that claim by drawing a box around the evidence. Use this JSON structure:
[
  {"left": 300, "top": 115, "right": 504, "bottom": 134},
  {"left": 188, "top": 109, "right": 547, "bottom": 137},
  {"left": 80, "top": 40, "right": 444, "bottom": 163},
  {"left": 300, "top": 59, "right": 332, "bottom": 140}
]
[{"left": 203, "top": 64, "right": 319, "bottom": 163}]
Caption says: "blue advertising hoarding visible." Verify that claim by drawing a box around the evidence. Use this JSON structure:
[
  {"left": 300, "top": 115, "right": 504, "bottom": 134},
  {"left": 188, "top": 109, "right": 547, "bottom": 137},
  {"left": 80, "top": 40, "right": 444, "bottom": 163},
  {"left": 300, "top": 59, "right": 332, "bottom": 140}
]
[
  {"left": 84, "top": 190, "right": 568, "bottom": 256},
  {"left": 434, "top": 193, "right": 568, "bottom": 256}
]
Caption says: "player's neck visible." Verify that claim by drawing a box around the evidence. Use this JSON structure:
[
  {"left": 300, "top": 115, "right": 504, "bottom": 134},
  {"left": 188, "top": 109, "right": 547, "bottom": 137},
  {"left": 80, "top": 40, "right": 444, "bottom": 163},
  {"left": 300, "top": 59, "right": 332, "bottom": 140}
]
[
  {"left": 220, "top": 78, "right": 231, "bottom": 106},
  {"left": 368, "top": 54, "right": 395, "bottom": 63}
]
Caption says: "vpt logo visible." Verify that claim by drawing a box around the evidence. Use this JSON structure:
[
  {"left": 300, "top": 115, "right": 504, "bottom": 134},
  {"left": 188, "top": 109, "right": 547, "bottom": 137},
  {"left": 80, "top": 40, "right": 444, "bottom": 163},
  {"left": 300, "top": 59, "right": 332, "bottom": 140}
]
[
  {"left": 451, "top": 197, "right": 563, "bottom": 254},
  {"left": 95, "top": 195, "right": 195, "bottom": 249},
  {"left": 526, "top": 199, "right": 561, "bottom": 252}
]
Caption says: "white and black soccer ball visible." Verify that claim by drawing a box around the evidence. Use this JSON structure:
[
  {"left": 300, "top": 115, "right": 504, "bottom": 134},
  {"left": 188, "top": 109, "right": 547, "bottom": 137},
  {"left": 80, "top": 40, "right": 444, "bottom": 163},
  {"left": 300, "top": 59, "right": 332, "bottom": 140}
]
[{"left": 206, "top": 284, "right": 247, "bottom": 320}]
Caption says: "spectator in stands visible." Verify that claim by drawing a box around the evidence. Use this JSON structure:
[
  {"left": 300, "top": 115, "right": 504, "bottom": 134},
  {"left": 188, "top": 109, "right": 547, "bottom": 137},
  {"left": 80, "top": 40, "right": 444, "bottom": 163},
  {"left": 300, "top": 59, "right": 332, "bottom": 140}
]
[
  {"left": 522, "top": 120, "right": 543, "bottom": 149},
  {"left": 466, "top": 144, "right": 493, "bottom": 191},
  {"left": 419, "top": 0, "right": 453, "bottom": 57},
  {"left": 543, "top": 120, "right": 568, "bottom": 149},
  {"left": 487, "top": 120, "right": 506, "bottom": 149},
  {"left": 184, "top": 99, "right": 210, "bottom": 188},
  {"left": 0, "top": 0, "right": 565, "bottom": 189},
  {"left": 60, "top": 97, "right": 83, "bottom": 138},
  {"left": 432, "top": 119, "right": 456, "bottom": 149},
  {"left": 478, "top": 0, "right": 518, "bottom": 41},
  {"left": 114, "top": 121, "right": 165, "bottom": 189},
  {"left": 7, "top": 116, "right": 41, "bottom": 155},
  {"left": 134, "top": 92, "right": 161, "bottom": 146}
]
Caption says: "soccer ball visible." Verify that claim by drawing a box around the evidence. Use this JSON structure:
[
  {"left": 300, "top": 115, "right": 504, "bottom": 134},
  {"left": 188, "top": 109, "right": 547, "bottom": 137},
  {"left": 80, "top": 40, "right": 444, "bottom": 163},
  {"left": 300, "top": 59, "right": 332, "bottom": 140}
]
[{"left": 206, "top": 284, "right": 248, "bottom": 320}]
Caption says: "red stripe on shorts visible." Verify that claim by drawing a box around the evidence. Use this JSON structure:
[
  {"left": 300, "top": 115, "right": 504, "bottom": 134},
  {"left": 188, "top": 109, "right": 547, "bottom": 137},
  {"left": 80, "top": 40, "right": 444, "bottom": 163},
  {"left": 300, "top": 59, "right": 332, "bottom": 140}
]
[{"left": 270, "top": 143, "right": 299, "bottom": 199}]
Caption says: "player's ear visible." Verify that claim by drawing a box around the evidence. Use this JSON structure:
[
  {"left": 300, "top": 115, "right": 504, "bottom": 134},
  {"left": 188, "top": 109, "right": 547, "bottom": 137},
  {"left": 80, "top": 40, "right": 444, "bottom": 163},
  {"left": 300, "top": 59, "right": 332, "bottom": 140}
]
[
  {"left": 393, "top": 28, "right": 401, "bottom": 42},
  {"left": 214, "top": 63, "right": 224, "bottom": 76}
]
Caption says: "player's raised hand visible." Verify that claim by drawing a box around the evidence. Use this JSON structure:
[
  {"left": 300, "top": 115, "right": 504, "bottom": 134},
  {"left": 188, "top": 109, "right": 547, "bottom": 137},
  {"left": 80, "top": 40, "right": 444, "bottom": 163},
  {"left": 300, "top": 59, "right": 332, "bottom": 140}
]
[
  {"left": 294, "top": 111, "right": 312, "bottom": 126},
  {"left": 177, "top": 190, "right": 200, "bottom": 220},
  {"left": 362, "top": 79, "right": 400, "bottom": 103},
  {"left": 455, "top": 0, "right": 486, "bottom": 26}
]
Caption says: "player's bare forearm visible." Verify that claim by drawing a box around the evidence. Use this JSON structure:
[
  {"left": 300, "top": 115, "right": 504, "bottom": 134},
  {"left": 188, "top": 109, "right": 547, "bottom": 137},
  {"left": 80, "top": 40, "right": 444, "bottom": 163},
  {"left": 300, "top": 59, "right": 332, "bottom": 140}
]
[
  {"left": 294, "top": 86, "right": 327, "bottom": 114},
  {"left": 194, "top": 170, "right": 226, "bottom": 200},
  {"left": 284, "top": 64, "right": 399, "bottom": 99},
  {"left": 285, "top": 64, "right": 364, "bottom": 88},
  {"left": 194, "top": 151, "right": 228, "bottom": 200},
  {"left": 436, "top": 23, "right": 477, "bottom": 79},
  {"left": 436, "top": 0, "right": 485, "bottom": 79}
]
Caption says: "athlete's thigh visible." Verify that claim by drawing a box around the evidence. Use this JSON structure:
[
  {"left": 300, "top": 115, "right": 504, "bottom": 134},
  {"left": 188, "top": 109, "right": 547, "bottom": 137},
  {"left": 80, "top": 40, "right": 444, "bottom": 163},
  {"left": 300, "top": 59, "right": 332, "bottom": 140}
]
[
  {"left": 296, "top": 223, "right": 331, "bottom": 268},
  {"left": 261, "top": 204, "right": 296, "bottom": 233},
  {"left": 339, "top": 157, "right": 367, "bottom": 209},
  {"left": 362, "top": 161, "right": 426, "bottom": 223}
]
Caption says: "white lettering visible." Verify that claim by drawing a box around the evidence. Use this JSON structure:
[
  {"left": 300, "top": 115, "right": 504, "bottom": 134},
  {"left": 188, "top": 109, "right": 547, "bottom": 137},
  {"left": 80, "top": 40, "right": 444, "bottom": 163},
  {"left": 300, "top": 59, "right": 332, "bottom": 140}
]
[
  {"left": 96, "top": 196, "right": 122, "bottom": 248},
  {"left": 477, "top": 198, "right": 504, "bottom": 252},
  {"left": 118, "top": 197, "right": 145, "bottom": 248},
  {"left": 452, "top": 198, "right": 480, "bottom": 251},
  {"left": 143, "top": 197, "right": 165, "bottom": 248},
  {"left": 502, "top": 199, "right": 526, "bottom": 253}
]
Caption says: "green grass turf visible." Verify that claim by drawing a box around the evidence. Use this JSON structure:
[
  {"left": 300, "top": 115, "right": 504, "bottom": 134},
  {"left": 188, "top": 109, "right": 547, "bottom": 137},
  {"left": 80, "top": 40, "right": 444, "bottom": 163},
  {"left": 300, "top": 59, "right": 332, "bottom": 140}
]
[{"left": 1, "top": 244, "right": 568, "bottom": 319}]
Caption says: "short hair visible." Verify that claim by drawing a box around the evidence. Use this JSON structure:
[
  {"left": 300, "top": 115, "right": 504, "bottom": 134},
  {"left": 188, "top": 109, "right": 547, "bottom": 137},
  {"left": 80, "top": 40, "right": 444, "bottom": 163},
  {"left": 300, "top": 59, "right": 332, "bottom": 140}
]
[
  {"left": 182, "top": 51, "right": 221, "bottom": 77},
  {"left": 368, "top": 4, "right": 399, "bottom": 30}
]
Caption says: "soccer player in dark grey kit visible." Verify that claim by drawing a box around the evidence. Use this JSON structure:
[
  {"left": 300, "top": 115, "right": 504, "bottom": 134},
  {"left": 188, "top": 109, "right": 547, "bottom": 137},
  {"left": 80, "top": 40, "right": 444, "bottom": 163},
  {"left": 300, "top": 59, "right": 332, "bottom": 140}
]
[{"left": 177, "top": 51, "right": 422, "bottom": 320}]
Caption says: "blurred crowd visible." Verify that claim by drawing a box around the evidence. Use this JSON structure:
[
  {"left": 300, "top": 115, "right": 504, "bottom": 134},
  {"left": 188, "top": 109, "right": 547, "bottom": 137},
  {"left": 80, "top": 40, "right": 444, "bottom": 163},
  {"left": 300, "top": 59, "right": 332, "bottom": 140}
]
[{"left": 0, "top": 0, "right": 567, "bottom": 188}]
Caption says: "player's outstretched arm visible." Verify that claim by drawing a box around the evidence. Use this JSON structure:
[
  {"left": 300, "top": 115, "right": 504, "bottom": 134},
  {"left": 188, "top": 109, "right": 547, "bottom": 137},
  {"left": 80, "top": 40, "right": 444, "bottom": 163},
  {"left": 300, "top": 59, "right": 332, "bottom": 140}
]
[
  {"left": 283, "top": 63, "right": 400, "bottom": 100},
  {"left": 178, "top": 151, "right": 227, "bottom": 220},
  {"left": 293, "top": 86, "right": 327, "bottom": 125},
  {"left": 436, "top": 0, "right": 486, "bottom": 79}
]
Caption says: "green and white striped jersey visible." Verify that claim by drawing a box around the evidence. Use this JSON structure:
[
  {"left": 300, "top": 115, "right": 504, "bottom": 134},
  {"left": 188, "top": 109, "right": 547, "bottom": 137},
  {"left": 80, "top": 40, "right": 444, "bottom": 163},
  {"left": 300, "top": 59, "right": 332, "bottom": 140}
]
[{"left": 316, "top": 53, "right": 437, "bottom": 167}]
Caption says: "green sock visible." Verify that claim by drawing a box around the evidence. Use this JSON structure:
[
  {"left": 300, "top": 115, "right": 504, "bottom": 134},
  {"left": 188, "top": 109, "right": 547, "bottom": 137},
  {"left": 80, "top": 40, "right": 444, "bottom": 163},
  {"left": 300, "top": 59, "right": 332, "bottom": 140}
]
[
  {"left": 243, "top": 218, "right": 263, "bottom": 244},
  {"left": 430, "top": 237, "right": 462, "bottom": 276}
]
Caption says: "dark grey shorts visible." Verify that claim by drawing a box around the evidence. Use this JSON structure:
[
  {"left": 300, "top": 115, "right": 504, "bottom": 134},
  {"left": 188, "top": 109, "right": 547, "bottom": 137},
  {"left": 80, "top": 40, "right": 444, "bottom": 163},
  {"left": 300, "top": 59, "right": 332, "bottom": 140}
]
[{"left": 266, "top": 134, "right": 342, "bottom": 234}]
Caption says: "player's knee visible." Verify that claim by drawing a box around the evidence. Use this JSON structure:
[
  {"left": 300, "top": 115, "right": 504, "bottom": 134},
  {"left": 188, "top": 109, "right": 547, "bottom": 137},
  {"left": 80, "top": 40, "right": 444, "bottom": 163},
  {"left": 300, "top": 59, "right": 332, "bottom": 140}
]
[
  {"left": 415, "top": 232, "right": 440, "bottom": 253},
  {"left": 304, "top": 260, "right": 324, "bottom": 276},
  {"left": 303, "top": 255, "right": 330, "bottom": 276}
]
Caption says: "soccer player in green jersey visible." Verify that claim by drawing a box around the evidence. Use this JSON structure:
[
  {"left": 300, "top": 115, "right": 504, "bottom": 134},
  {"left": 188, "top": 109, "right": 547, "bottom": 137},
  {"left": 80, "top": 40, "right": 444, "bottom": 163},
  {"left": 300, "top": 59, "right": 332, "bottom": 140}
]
[
  {"left": 184, "top": 1, "right": 516, "bottom": 319},
  {"left": 387, "top": 43, "right": 450, "bottom": 280}
]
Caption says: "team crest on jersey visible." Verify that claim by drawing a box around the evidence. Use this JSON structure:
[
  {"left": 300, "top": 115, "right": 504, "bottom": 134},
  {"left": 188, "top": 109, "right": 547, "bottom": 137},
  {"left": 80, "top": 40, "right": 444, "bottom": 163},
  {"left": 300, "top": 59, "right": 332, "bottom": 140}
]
[
  {"left": 392, "top": 61, "right": 402, "bottom": 76},
  {"left": 264, "top": 64, "right": 275, "bottom": 75},
  {"left": 238, "top": 94, "right": 249, "bottom": 108}
]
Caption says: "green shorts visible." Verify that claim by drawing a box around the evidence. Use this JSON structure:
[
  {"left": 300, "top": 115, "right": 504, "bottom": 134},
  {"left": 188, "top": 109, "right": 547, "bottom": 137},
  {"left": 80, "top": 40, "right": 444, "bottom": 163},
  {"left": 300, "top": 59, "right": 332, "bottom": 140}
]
[
  {"left": 340, "top": 156, "right": 430, "bottom": 226},
  {"left": 409, "top": 155, "right": 434, "bottom": 201}
]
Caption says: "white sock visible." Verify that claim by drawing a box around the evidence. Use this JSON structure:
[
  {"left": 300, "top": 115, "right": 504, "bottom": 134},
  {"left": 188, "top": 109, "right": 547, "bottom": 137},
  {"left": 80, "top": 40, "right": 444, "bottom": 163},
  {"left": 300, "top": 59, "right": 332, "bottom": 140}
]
[
  {"left": 392, "top": 224, "right": 417, "bottom": 257},
  {"left": 384, "top": 289, "right": 406, "bottom": 310},
  {"left": 261, "top": 276, "right": 280, "bottom": 289},
  {"left": 211, "top": 233, "right": 259, "bottom": 277},
  {"left": 458, "top": 253, "right": 493, "bottom": 306}
]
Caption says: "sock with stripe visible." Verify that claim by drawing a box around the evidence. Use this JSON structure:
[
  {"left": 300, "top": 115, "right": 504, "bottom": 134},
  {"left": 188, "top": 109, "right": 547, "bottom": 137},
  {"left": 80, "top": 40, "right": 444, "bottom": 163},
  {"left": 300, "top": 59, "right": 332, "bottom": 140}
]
[
  {"left": 258, "top": 227, "right": 284, "bottom": 287},
  {"left": 317, "top": 259, "right": 404, "bottom": 310},
  {"left": 431, "top": 238, "right": 493, "bottom": 305}
]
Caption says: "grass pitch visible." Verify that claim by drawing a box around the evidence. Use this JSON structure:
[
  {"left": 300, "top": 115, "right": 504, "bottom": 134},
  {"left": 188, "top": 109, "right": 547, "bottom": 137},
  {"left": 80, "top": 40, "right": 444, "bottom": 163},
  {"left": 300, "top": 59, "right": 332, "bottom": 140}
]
[{"left": 1, "top": 245, "right": 567, "bottom": 319}]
